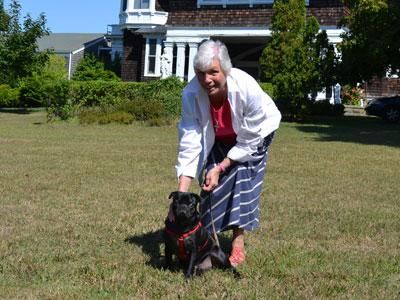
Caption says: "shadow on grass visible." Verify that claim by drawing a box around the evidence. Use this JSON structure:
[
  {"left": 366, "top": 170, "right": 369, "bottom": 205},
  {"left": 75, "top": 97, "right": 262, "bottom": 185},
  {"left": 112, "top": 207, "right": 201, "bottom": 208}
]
[
  {"left": 294, "top": 116, "right": 400, "bottom": 147},
  {"left": 125, "top": 229, "right": 164, "bottom": 269},
  {"left": 125, "top": 228, "right": 233, "bottom": 271},
  {"left": 0, "top": 108, "right": 45, "bottom": 114}
]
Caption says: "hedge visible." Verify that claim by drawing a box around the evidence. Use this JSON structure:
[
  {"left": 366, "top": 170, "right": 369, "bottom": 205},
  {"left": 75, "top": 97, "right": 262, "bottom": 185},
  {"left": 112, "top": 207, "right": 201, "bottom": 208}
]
[
  {"left": 0, "top": 84, "right": 20, "bottom": 108},
  {"left": 47, "top": 76, "right": 185, "bottom": 121}
]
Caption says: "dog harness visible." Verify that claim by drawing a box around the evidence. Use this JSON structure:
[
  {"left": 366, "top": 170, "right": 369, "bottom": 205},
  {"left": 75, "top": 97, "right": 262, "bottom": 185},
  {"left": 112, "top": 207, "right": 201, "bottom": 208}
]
[{"left": 165, "top": 221, "right": 209, "bottom": 261}]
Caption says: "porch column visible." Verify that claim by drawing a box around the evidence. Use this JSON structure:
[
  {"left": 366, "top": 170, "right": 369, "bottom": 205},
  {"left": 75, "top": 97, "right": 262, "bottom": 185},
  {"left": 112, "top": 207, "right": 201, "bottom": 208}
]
[
  {"left": 176, "top": 42, "right": 186, "bottom": 80},
  {"left": 126, "top": 0, "right": 134, "bottom": 11},
  {"left": 162, "top": 41, "right": 174, "bottom": 78},
  {"left": 149, "top": 0, "right": 156, "bottom": 11},
  {"left": 188, "top": 42, "right": 199, "bottom": 81}
]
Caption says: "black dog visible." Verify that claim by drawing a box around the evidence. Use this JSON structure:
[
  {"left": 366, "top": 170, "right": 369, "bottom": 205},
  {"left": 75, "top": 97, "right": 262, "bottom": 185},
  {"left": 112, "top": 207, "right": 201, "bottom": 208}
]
[{"left": 164, "top": 191, "right": 239, "bottom": 279}]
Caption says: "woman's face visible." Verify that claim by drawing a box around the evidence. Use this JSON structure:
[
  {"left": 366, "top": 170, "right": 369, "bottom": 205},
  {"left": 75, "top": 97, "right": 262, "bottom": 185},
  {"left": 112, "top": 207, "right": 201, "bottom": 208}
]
[{"left": 195, "top": 58, "right": 227, "bottom": 97}]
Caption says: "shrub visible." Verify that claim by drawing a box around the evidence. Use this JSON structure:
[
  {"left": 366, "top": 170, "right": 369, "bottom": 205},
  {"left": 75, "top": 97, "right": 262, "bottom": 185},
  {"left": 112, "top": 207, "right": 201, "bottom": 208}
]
[
  {"left": 303, "top": 100, "right": 345, "bottom": 116},
  {"left": 18, "top": 76, "right": 70, "bottom": 107},
  {"left": 67, "top": 81, "right": 144, "bottom": 107},
  {"left": 259, "top": 82, "right": 275, "bottom": 99},
  {"left": 72, "top": 53, "right": 120, "bottom": 82},
  {"left": 342, "top": 85, "right": 362, "bottom": 106},
  {"left": 116, "top": 99, "right": 166, "bottom": 121},
  {"left": 47, "top": 98, "right": 78, "bottom": 122},
  {"left": 42, "top": 54, "right": 68, "bottom": 81},
  {"left": 0, "top": 84, "right": 20, "bottom": 107},
  {"left": 140, "top": 76, "right": 185, "bottom": 117},
  {"left": 78, "top": 108, "right": 133, "bottom": 125},
  {"left": 47, "top": 77, "right": 184, "bottom": 124}
]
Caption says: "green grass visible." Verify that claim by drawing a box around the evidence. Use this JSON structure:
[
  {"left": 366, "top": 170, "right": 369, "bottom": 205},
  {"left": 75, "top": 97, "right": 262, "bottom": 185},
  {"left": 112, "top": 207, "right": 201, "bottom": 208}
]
[{"left": 0, "top": 111, "right": 399, "bottom": 299}]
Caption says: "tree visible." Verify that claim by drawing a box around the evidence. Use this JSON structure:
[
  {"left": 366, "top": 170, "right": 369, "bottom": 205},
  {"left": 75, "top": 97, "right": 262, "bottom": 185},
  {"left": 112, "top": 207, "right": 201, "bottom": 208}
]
[
  {"left": 338, "top": 0, "right": 400, "bottom": 84},
  {"left": 0, "top": 0, "right": 49, "bottom": 86},
  {"left": 72, "top": 53, "right": 120, "bottom": 81},
  {"left": 41, "top": 54, "right": 68, "bottom": 81},
  {"left": 259, "top": 0, "right": 336, "bottom": 116},
  {"left": 0, "top": 0, "right": 10, "bottom": 31}
]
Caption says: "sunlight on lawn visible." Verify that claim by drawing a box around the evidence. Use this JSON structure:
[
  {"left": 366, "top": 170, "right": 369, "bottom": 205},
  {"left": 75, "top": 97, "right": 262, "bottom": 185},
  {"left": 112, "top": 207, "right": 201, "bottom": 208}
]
[{"left": 0, "top": 111, "right": 399, "bottom": 299}]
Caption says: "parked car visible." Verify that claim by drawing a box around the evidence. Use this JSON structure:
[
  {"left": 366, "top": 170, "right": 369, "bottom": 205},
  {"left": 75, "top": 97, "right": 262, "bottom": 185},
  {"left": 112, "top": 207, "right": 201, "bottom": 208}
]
[{"left": 365, "top": 95, "right": 400, "bottom": 122}]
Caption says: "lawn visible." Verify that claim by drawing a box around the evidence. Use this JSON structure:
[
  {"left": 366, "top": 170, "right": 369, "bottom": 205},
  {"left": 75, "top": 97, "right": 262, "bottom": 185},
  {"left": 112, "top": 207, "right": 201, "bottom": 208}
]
[{"left": 1, "top": 110, "right": 399, "bottom": 299}]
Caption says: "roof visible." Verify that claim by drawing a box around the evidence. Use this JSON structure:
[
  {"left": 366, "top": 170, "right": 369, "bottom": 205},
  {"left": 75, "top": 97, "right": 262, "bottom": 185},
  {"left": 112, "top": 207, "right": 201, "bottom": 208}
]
[{"left": 37, "top": 33, "right": 106, "bottom": 53}]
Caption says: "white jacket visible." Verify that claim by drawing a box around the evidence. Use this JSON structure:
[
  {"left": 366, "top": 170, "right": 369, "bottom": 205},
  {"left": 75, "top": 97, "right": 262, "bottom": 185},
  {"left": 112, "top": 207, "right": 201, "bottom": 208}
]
[{"left": 176, "top": 68, "right": 281, "bottom": 182}]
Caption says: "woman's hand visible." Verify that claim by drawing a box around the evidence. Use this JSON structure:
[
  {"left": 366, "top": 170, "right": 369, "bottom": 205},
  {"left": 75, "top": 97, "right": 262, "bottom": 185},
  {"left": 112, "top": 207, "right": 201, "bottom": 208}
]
[{"left": 202, "top": 166, "right": 221, "bottom": 192}]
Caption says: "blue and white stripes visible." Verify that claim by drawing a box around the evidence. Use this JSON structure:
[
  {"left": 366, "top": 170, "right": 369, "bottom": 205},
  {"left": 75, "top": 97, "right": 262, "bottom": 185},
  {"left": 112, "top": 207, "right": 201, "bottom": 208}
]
[{"left": 200, "top": 132, "right": 274, "bottom": 233}]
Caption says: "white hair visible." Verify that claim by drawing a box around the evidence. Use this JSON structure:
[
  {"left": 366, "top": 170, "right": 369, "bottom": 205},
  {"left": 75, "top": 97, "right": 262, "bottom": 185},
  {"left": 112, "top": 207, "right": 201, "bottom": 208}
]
[{"left": 193, "top": 40, "right": 232, "bottom": 75}]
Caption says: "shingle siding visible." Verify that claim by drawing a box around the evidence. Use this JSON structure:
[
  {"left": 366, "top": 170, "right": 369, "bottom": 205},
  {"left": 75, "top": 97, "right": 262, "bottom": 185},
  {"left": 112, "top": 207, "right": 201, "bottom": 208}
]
[
  {"left": 364, "top": 77, "right": 400, "bottom": 99},
  {"left": 121, "top": 30, "right": 145, "bottom": 82},
  {"left": 71, "top": 51, "right": 84, "bottom": 77},
  {"left": 164, "top": 0, "right": 346, "bottom": 27}
]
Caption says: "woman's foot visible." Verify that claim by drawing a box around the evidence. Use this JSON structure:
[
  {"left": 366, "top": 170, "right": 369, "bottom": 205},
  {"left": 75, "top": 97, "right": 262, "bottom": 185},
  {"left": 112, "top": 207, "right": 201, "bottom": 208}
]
[
  {"left": 229, "top": 228, "right": 246, "bottom": 267},
  {"left": 229, "top": 247, "right": 246, "bottom": 267}
]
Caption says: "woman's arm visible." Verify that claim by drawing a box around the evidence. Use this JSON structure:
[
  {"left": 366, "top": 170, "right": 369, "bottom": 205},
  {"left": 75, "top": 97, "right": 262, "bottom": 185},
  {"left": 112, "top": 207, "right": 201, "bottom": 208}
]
[
  {"left": 202, "top": 157, "right": 236, "bottom": 192},
  {"left": 178, "top": 175, "right": 193, "bottom": 192}
]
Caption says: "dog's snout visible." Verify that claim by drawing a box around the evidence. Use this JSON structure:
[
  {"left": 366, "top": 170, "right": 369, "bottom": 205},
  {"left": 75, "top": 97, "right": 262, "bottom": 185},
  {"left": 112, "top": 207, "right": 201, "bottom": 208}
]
[{"left": 176, "top": 204, "right": 193, "bottom": 218}]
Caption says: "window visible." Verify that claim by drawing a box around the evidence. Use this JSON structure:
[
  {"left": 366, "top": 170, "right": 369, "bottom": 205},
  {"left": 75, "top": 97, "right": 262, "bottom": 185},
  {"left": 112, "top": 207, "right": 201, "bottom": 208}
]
[
  {"left": 147, "top": 39, "right": 157, "bottom": 74},
  {"left": 145, "top": 38, "right": 162, "bottom": 76},
  {"left": 134, "top": 0, "right": 150, "bottom": 9}
]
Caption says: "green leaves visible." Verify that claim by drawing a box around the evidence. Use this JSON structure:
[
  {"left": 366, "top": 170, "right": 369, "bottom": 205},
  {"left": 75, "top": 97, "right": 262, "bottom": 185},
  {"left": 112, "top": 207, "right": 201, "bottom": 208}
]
[
  {"left": 0, "top": 0, "right": 49, "bottom": 86},
  {"left": 339, "top": 0, "right": 400, "bottom": 84},
  {"left": 72, "top": 53, "right": 120, "bottom": 82},
  {"left": 260, "top": 0, "right": 337, "bottom": 117}
]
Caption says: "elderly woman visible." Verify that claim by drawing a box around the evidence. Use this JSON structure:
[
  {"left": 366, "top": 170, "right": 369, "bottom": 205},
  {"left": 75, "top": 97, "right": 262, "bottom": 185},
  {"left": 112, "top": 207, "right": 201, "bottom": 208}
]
[{"left": 172, "top": 40, "right": 281, "bottom": 266}]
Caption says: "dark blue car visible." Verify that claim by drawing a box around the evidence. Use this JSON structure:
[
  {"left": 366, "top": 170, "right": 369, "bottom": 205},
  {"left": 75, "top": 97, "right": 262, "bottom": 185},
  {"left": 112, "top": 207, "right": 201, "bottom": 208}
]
[{"left": 365, "top": 95, "right": 400, "bottom": 122}]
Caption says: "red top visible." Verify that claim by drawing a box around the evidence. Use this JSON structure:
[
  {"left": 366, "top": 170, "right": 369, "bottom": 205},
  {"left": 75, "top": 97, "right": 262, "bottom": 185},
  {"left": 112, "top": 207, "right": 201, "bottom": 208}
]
[{"left": 210, "top": 99, "right": 237, "bottom": 145}]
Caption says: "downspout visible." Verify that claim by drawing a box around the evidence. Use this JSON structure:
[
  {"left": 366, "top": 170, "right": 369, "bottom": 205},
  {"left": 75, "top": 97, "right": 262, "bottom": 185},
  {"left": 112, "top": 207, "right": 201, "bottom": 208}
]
[{"left": 68, "top": 52, "right": 72, "bottom": 80}]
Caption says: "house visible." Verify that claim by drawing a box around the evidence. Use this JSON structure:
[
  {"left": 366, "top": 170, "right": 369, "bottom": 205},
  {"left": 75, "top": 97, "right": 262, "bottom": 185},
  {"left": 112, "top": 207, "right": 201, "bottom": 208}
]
[
  {"left": 37, "top": 33, "right": 111, "bottom": 79},
  {"left": 363, "top": 76, "right": 400, "bottom": 101},
  {"left": 110, "top": 0, "right": 346, "bottom": 88}
]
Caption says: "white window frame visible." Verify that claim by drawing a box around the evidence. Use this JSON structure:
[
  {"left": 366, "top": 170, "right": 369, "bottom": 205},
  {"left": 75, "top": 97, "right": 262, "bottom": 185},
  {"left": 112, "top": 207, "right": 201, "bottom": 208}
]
[
  {"left": 133, "top": 0, "right": 150, "bottom": 9},
  {"left": 144, "top": 37, "right": 162, "bottom": 77},
  {"left": 197, "top": 0, "right": 309, "bottom": 8}
]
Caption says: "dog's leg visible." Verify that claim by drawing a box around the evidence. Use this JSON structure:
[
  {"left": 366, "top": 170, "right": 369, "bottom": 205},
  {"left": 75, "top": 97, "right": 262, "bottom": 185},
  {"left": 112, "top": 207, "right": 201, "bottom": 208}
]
[
  {"left": 164, "top": 238, "right": 173, "bottom": 270},
  {"left": 184, "top": 251, "right": 197, "bottom": 279},
  {"left": 210, "top": 247, "right": 241, "bottom": 279}
]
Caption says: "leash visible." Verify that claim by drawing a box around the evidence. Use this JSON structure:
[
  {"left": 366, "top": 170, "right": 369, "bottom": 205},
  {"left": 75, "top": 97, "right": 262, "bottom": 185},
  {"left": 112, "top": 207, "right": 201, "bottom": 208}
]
[{"left": 203, "top": 192, "right": 220, "bottom": 247}]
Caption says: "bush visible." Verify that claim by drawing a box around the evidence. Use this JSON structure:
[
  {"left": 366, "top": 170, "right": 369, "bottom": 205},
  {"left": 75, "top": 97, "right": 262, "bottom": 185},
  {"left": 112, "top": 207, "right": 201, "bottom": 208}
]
[
  {"left": 303, "top": 100, "right": 345, "bottom": 116},
  {"left": 342, "top": 85, "right": 362, "bottom": 106},
  {"left": 140, "top": 76, "right": 185, "bottom": 117},
  {"left": 72, "top": 53, "right": 120, "bottom": 82},
  {"left": 67, "top": 81, "right": 144, "bottom": 107},
  {"left": 0, "top": 84, "right": 20, "bottom": 107},
  {"left": 78, "top": 109, "right": 133, "bottom": 125},
  {"left": 47, "top": 77, "right": 184, "bottom": 124},
  {"left": 116, "top": 99, "right": 166, "bottom": 121},
  {"left": 18, "top": 76, "right": 70, "bottom": 107},
  {"left": 259, "top": 82, "right": 276, "bottom": 99}
]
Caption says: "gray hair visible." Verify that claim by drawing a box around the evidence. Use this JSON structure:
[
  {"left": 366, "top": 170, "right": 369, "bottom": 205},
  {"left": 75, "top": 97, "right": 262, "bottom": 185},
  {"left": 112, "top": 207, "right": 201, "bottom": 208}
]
[{"left": 193, "top": 40, "right": 232, "bottom": 75}]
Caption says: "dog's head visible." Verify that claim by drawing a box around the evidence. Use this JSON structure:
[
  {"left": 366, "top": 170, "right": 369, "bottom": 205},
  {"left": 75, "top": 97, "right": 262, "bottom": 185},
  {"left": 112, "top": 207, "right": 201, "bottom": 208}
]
[{"left": 169, "top": 191, "right": 202, "bottom": 223}]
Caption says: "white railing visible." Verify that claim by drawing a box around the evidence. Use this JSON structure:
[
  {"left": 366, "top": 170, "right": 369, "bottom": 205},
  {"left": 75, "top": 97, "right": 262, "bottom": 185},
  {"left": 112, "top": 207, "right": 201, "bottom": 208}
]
[{"left": 197, "top": 0, "right": 309, "bottom": 7}]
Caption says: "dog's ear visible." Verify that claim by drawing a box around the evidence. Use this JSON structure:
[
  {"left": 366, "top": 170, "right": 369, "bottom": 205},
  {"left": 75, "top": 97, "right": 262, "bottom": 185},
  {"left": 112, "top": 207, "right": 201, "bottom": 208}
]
[
  {"left": 169, "top": 191, "right": 179, "bottom": 200},
  {"left": 190, "top": 193, "right": 202, "bottom": 205}
]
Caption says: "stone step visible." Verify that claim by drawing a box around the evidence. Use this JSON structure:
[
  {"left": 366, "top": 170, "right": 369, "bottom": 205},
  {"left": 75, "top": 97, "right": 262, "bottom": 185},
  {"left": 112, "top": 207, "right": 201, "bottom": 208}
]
[{"left": 344, "top": 105, "right": 366, "bottom": 116}]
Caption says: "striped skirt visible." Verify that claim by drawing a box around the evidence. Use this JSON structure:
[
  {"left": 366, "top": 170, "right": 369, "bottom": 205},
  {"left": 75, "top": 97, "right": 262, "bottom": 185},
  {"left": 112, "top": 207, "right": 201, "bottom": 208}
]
[{"left": 200, "top": 132, "right": 275, "bottom": 233}]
